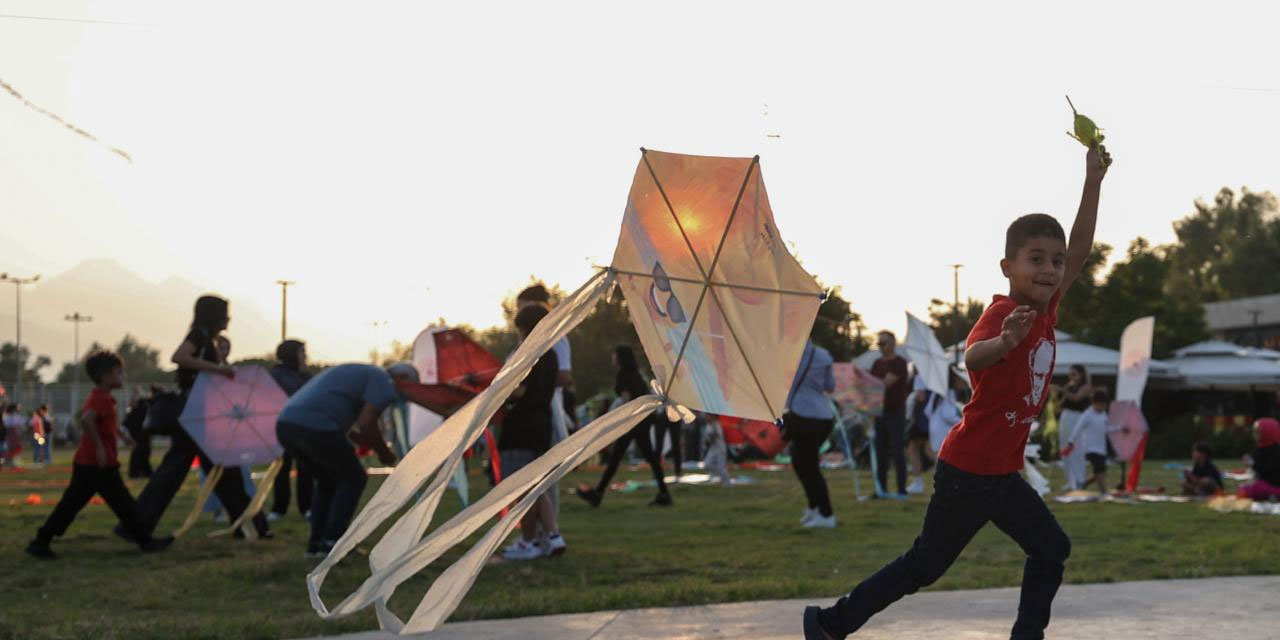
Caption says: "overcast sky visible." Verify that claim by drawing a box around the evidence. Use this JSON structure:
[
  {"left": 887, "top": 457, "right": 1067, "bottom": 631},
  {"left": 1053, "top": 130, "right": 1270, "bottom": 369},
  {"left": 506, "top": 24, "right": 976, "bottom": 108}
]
[{"left": 2, "top": 0, "right": 1277, "bottom": 365}]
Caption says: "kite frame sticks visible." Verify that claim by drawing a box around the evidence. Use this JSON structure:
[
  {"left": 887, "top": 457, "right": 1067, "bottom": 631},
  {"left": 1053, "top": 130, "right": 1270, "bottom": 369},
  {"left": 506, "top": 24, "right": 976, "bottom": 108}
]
[{"left": 636, "top": 147, "right": 813, "bottom": 422}]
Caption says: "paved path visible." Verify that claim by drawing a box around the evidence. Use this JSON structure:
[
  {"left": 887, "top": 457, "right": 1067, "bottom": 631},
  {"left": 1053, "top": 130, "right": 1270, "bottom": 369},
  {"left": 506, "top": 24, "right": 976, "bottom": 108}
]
[{"left": 303, "top": 575, "right": 1277, "bottom": 639}]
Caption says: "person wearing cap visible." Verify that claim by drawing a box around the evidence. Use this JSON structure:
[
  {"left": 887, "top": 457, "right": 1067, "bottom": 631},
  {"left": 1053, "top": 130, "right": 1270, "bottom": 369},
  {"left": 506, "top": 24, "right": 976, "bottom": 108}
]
[{"left": 275, "top": 362, "right": 415, "bottom": 557}]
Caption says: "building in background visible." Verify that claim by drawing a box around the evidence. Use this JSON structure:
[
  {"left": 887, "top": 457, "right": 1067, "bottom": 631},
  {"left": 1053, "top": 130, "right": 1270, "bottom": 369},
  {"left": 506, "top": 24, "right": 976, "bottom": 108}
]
[{"left": 1204, "top": 293, "right": 1280, "bottom": 351}]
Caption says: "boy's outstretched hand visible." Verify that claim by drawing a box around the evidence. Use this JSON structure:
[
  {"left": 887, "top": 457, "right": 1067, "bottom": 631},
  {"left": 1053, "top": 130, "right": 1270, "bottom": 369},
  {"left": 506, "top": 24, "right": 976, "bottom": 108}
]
[
  {"left": 1086, "top": 144, "right": 1111, "bottom": 183},
  {"left": 1000, "top": 305, "right": 1037, "bottom": 349}
]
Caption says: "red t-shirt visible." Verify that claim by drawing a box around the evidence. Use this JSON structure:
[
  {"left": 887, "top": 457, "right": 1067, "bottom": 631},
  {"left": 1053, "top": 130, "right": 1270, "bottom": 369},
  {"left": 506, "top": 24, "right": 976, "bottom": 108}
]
[
  {"left": 74, "top": 387, "right": 119, "bottom": 467},
  {"left": 938, "top": 291, "right": 1060, "bottom": 475}
]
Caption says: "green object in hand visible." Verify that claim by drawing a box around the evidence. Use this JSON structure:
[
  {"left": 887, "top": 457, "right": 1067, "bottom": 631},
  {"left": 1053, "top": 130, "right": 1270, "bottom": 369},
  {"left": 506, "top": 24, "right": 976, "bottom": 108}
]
[{"left": 1065, "top": 95, "right": 1104, "bottom": 147}]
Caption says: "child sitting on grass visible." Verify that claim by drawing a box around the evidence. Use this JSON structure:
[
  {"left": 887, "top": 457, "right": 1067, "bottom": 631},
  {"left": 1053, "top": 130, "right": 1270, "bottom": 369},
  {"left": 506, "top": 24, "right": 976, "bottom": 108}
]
[
  {"left": 26, "top": 352, "right": 174, "bottom": 559},
  {"left": 1181, "top": 442, "right": 1223, "bottom": 497}
]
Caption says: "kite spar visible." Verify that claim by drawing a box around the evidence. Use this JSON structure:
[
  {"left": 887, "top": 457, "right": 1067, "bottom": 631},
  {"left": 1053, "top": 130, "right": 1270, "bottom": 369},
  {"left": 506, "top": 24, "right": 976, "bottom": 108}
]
[{"left": 306, "top": 148, "right": 823, "bottom": 634}]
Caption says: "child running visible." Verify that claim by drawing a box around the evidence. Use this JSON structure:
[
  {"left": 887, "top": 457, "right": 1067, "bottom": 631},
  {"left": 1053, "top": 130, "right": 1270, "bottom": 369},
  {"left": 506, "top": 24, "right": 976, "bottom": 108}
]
[
  {"left": 27, "top": 352, "right": 174, "bottom": 559},
  {"left": 804, "top": 143, "right": 1110, "bottom": 640},
  {"left": 1061, "top": 389, "right": 1126, "bottom": 494}
]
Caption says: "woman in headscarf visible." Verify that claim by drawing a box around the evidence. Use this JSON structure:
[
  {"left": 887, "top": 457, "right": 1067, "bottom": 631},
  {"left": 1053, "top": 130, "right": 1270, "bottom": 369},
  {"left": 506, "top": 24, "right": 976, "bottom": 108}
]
[{"left": 1239, "top": 417, "right": 1280, "bottom": 501}]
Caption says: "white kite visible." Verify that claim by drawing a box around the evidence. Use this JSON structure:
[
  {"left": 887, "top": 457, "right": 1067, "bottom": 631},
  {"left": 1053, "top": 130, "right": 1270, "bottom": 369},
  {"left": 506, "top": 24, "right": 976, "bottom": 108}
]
[{"left": 305, "top": 148, "right": 823, "bottom": 634}]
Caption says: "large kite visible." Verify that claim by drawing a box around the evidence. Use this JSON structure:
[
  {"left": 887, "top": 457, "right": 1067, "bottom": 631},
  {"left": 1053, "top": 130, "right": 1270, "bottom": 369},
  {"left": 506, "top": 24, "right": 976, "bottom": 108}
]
[{"left": 306, "top": 148, "right": 822, "bottom": 634}]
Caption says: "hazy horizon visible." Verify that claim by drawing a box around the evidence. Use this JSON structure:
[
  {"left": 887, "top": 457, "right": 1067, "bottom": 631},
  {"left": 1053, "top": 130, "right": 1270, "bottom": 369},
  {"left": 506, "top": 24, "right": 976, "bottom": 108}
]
[{"left": 3, "top": 1, "right": 1278, "bottom": 375}]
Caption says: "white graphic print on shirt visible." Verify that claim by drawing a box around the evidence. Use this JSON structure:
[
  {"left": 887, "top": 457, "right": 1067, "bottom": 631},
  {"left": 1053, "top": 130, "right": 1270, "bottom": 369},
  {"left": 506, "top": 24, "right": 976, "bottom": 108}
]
[{"left": 1009, "top": 337, "right": 1055, "bottom": 427}]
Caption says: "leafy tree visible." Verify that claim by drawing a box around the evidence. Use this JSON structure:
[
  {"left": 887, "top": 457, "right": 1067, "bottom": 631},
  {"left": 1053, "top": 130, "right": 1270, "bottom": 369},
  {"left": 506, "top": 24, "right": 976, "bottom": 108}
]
[
  {"left": 0, "top": 342, "right": 52, "bottom": 390},
  {"left": 54, "top": 335, "right": 172, "bottom": 384},
  {"left": 812, "top": 286, "right": 870, "bottom": 361},
  {"left": 1056, "top": 241, "right": 1112, "bottom": 338},
  {"left": 927, "top": 296, "right": 988, "bottom": 351},
  {"left": 1167, "top": 187, "right": 1280, "bottom": 301},
  {"left": 1060, "top": 239, "right": 1208, "bottom": 358}
]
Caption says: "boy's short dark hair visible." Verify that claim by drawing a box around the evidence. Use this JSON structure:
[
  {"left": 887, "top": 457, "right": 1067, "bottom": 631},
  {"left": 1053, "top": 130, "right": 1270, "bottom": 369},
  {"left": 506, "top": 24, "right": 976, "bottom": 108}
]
[
  {"left": 85, "top": 351, "right": 123, "bottom": 384},
  {"left": 1193, "top": 442, "right": 1213, "bottom": 458},
  {"left": 1090, "top": 388, "right": 1109, "bottom": 403},
  {"left": 516, "top": 284, "right": 551, "bottom": 305},
  {"left": 1005, "top": 213, "right": 1066, "bottom": 260},
  {"left": 514, "top": 304, "right": 549, "bottom": 335}
]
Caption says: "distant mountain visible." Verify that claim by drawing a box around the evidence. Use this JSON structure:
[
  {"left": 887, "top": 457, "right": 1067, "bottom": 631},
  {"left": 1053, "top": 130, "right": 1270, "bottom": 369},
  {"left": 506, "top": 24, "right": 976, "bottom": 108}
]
[{"left": 0, "top": 259, "right": 277, "bottom": 381}]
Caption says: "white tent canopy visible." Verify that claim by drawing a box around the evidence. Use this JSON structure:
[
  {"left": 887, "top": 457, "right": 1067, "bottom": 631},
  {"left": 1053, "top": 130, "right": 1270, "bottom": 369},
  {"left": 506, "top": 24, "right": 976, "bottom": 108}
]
[
  {"left": 943, "top": 330, "right": 1177, "bottom": 379},
  {"left": 1168, "top": 340, "right": 1280, "bottom": 390}
]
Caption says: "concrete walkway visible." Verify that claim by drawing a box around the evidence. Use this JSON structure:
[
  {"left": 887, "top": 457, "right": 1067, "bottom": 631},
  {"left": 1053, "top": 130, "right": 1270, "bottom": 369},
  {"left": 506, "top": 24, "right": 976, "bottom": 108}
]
[{"left": 304, "top": 575, "right": 1277, "bottom": 639}]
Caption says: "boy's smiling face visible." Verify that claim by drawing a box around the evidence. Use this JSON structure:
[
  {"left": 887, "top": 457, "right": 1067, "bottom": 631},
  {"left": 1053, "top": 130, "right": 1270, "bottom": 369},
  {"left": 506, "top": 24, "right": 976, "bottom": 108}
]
[{"left": 1001, "top": 235, "right": 1067, "bottom": 307}]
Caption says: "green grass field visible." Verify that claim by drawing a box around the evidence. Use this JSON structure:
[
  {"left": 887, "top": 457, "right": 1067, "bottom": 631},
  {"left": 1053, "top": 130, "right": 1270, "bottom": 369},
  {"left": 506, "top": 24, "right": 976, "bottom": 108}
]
[{"left": 1, "top": 448, "right": 1277, "bottom": 640}]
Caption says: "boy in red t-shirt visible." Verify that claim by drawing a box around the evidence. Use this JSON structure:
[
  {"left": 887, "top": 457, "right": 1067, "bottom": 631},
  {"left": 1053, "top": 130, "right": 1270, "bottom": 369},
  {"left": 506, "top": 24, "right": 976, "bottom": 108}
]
[
  {"left": 27, "top": 352, "right": 174, "bottom": 559},
  {"left": 805, "top": 144, "right": 1112, "bottom": 640}
]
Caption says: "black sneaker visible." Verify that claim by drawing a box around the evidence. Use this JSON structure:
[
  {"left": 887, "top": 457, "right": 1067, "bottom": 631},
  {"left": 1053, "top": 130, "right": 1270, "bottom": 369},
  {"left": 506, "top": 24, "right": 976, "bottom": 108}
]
[
  {"left": 26, "top": 540, "right": 57, "bottom": 560},
  {"left": 803, "top": 605, "right": 836, "bottom": 639},
  {"left": 649, "top": 491, "right": 673, "bottom": 507},
  {"left": 113, "top": 524, "right": 138, "bottom": 544},
  {"left": 305, "top": 541, "right": 334, "bottom": 559},
  {"left": 140, "top": 536, "right": 175, "bottom": 553},
  {"left": 574, "top": 486, "right": 602, "bottom": 508}
]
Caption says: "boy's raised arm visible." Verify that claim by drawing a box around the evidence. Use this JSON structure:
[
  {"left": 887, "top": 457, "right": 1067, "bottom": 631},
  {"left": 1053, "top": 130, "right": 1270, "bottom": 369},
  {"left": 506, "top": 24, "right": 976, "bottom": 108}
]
[{"left": 1063, "top": 145, "right": 1111, "bottom": 291}]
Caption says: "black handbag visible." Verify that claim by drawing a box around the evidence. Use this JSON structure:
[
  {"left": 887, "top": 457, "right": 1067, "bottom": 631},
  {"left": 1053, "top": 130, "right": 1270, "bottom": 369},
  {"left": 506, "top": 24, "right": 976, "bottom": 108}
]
[{"left": 143, "top": 391, "right": 187, "bottom": 436}]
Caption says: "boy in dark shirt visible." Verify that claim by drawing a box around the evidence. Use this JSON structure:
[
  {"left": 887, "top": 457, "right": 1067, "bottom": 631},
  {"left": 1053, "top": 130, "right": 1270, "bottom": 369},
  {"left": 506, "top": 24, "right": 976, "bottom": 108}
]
[
  {"left": 498, "top": 304, "right": 565, "bottom": 560},
  {"left": 1182, "top": 442, "right": 1223, "bottom": 497},
  {"left": 27, "top": 352, "right": 174, "bottom": 559},
  {"left": 805, "top": 143, "right": 1111, "bottom": 640}
]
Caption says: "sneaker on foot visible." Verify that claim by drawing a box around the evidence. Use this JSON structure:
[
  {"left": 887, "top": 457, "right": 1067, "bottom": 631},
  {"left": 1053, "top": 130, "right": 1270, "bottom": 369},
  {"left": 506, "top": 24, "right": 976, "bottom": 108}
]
[
  {"left": 803, "top": 605, "right": 836, "bottom": 640},
  {"left": 800, "top": 507, "right": 818, "bottom": 525},
  {"left": 266, "top": 511, "right": 283, "bottom": 523},
  {"left": 906, "top": 476, "right": 925, "bottom": 495},
  {"left": 140, "top": 536, "right": 175, "bottom": 553},
  {"left": 114, "top": 524, "right": 139, "bottom": 544},
  {"left": 26, "top": 540, "right": 57, "bottom": 560},
  {"left": 804, "top": 513, "right": 836, "bottom": 529},
  {"left": 574, "top": 486, "right": 602, "bottom": 507},
  {"left": 649, "top": 491, "right": 673, "bottom": 507},
  {"left": 213, "top": 510, "right": 229, "bottom": 524},
  {"left": 544, "top": 533, "right": 567, "bottom": 557},
  {"left": 502, "top": 539, "right": 543, "bottom": 561},
  {"left": 305, "top": 540, "right": 334, "bottom": 559}
]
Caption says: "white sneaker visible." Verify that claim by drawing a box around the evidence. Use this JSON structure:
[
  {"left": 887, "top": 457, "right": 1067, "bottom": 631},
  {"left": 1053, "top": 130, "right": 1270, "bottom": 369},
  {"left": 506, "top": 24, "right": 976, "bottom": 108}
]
[
  {"left": 906, "top": 476, "right": 925, "bottom": 495},
  {"left": 213, "top": 510, "right": 228, "bottom": 523},
  {"left": 804, "top": 513, "right": 837, "bottom": 529},
  {"left": 800, "top": 507, "right": 818, "bottom": 525},
  {"left": 502, "top": 539, "right": 542, "bottom": 561},
  {"left": 544, "top": 533, "right": 567, "bottom": 557},
  {"left": 266, "top": 511, "right": 283, "bottom": 523}
]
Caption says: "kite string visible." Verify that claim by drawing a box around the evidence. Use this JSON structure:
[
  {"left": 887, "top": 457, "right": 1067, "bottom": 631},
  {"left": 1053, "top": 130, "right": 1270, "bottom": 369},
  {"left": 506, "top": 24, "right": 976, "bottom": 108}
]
[
  {"left": 0, "top": 75, "right": 132, "bottom": 162},
  {"left": 598, "top": 265, "right": 822, "bottom": 299}
]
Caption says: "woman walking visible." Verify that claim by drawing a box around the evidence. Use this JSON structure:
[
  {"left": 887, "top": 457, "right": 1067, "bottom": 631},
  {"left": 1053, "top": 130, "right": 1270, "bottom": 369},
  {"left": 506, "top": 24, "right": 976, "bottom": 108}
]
[
  {"left": 575, "top": 345, "right": 671, "bottom": 508},
  {"left": 122, "top": 295, "right": 271, "bottom": 540},
  {"left": 784, "top": 338, "right": 837, "bottom": 528}
]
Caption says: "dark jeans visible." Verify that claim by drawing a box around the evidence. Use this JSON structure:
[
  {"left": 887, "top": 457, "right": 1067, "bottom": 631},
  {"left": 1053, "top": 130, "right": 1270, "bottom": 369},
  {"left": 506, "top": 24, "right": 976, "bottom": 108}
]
[
  {"left": 786, "top": 413, "right": 834, "bottom": 517},
  {"left": 596, "top": 419, "right": 667, "bottom": 497},
  {"left": 276, "top": 422, "right": 367, "bottom": 545},
  {"left": 652, "top": 418, "right": 683, "bottom": 477},
  {"left": 270, "top": 452, "right": 314, "bottom": 517},
  {"left": 134, "top": 429, "right": 267, "bottom": 537},
  {"left": 874, "top": 407, "right": 907, "bottom": 494},
  {"left": 37, "top": 464, "right": 153, "bottom": 546},
  {"left": 817, "top": 461, "right": 1071, "bottom": 640},
  {"left": 127, "top": 425, "right": 152, "bottom": 478}
]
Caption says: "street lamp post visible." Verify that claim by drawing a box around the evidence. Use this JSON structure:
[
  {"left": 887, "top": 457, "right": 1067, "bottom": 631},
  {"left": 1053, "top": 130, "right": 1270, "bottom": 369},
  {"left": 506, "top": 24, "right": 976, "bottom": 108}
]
[
  {"left": 64, "top": 312, "right": 94, "bottom": 425},
  {"left": 276, "top": 280, "right": 295, "bottom": 342},
  {"left": 1, "top": 273, "right": 41, "bottom": 405},
  {"left": 950, "top": 264, "right": 963, "bottom": 365}
]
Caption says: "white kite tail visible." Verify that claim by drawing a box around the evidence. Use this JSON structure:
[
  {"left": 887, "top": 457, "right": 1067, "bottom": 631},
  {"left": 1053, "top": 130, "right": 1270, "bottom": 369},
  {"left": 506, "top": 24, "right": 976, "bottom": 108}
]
[{"left": 304, "top": 269, "right": 619, "bottom": 631}]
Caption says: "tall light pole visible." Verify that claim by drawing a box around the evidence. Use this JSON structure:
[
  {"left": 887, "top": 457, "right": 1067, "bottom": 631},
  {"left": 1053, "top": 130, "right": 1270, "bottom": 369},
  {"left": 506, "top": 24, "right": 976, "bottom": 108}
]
[
  {"left": 371, "top": 320, "right": 387, "bottom": 364},
  {"left": 65, "top": 312, "right": 93, "bottom": 422},
  {"left": 1, "top": 273, "right": 41, "bottom": 405},
  {"left": 276, "top": 280, "right": 295, "bottom": 341},
  {"left": 950, "top": 264, "right": 964, "bottom": 365}
]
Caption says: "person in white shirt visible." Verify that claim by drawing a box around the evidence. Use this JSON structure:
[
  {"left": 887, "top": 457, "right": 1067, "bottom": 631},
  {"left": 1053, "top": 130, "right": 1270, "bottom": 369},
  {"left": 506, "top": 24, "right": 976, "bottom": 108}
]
[
  {"left": 927, "top": 370, "right": 966, "bottom": 457},
  {"left": 1064, "top": 388, "right": 1126, "bottom": 494}
]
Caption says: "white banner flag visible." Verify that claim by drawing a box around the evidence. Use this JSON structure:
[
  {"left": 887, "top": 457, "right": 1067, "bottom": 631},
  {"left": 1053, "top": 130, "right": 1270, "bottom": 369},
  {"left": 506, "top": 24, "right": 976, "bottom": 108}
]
[{"left": 1116, "top": 316, "right": 1155, "bottom": 404}]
